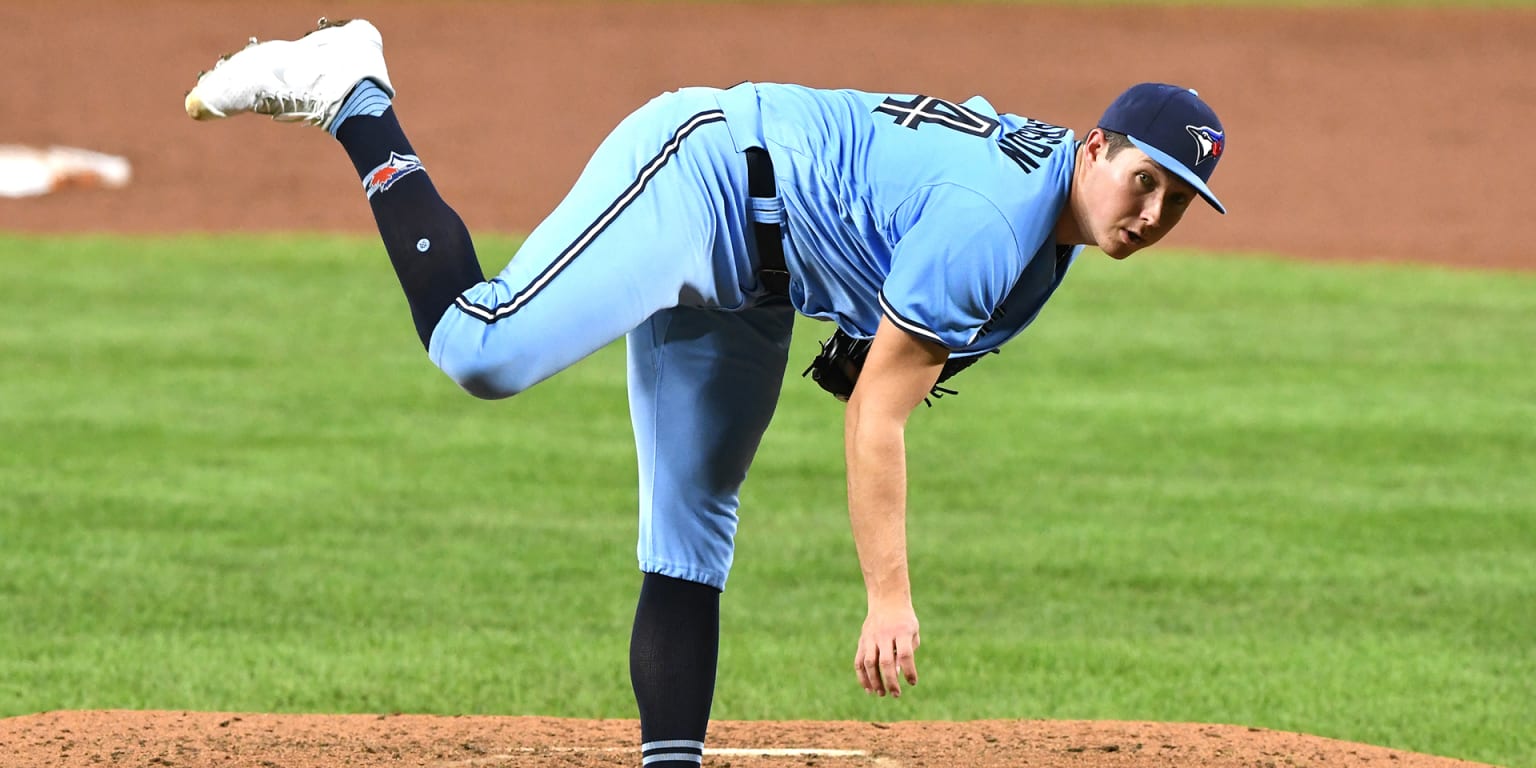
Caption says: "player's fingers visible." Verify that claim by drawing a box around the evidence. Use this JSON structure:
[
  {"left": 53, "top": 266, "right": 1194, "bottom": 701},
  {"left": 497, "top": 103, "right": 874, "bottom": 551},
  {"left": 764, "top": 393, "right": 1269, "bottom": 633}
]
[
  {"left": 905, "top": 629, "right": 922, "bottom": 685},
  {"left": 855, "top": 642, "right": 877, "bottom": 694},
  {"left": 879, "top": 638, "right": 903, "bottom": 698},
  {"left": 861, "top": 639, "right": 888, "bottom": 696},
  {"left": 897, "top": 634, "right": 919, "bottom": 686},
  {"left": 854, "top": 651, "right": 868, "bottom": 693}
]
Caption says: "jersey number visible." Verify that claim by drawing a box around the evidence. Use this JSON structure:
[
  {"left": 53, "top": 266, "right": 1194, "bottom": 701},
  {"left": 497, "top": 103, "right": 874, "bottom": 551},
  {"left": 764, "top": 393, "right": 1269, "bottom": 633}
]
[{"left": 874, "top": 95, "right": 999, "bottom": 137}]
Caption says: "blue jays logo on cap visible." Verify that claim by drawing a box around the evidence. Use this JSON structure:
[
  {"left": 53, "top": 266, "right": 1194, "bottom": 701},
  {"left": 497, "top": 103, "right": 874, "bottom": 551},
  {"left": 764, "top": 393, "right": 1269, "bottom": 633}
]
[
  {"left": 1186, "top": 125, "right": 1224, "bottom": 166},
  {"left": 1098, "top": 83, "right": 1228, "bottom": 214}
]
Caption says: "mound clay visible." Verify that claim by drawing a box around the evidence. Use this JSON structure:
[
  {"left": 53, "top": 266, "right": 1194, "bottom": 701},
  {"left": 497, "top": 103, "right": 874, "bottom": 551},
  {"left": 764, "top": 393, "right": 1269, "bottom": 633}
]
[{"left": 0, "top": 711, "right": 1502, "bottom": 767}]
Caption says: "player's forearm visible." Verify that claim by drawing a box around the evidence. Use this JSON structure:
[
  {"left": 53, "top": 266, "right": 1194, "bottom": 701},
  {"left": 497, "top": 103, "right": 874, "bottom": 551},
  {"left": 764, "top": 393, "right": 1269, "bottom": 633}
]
[
  {"left": 842, "top": 318, "right": 947, "bottom": 606},
  {"left": 844, "top": 404, "right": 912, "bottom": 606}
]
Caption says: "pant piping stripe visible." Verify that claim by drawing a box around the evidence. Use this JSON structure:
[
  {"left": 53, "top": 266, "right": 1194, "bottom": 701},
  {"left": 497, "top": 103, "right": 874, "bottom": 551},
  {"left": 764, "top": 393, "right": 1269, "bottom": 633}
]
[{"left": 454, "top": 110, "right": 728, "bottom": 324}]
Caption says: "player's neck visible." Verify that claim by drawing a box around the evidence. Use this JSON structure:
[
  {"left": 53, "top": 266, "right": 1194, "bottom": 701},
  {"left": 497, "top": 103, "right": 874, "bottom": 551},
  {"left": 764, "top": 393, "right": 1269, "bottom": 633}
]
[{"left": 1052, "top": 141, "right": 1089, "bottom": 247}]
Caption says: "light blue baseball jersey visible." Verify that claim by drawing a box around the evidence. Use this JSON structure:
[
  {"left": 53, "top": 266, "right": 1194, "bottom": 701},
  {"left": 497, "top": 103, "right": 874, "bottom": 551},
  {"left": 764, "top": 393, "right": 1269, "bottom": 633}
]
[
  {"left": 734, "top": 83, "right": 1082, "bottom": 353},
  {"left": 430, "top": 83, "right": 1084, "bottom": 589}
]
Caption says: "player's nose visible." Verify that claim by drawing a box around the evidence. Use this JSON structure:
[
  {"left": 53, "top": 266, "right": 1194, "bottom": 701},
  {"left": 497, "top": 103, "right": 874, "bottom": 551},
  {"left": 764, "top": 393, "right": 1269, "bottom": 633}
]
[{"left": 1141, "top": 191, "right": 1167, "bottom": 230}]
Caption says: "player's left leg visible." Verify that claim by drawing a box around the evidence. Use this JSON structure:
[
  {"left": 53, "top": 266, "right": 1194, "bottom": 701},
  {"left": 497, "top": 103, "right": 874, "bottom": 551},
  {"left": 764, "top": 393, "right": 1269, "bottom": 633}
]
[{"left": 624, "top": 301, "right": 794, "bottom": 768}]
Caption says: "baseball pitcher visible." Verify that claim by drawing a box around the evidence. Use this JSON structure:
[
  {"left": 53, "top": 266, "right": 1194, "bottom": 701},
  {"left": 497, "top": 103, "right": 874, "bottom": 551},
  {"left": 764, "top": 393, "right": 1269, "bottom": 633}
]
[{"left": 185, "top": 18, "right": 1226, "bottom": 768}]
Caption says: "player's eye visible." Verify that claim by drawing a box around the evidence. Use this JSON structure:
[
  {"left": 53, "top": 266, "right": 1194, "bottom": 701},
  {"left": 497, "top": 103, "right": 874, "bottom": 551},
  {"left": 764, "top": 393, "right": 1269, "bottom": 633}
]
[{"left": 1136, "top": 171, "right": 1153, "bottom": 189}]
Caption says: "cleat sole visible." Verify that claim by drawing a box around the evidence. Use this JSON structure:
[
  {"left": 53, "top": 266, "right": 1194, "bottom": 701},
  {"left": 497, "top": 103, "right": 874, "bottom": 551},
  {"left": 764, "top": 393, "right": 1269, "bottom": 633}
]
[{"left": 184, "top": 91, "right": 224, "bottom": 120}]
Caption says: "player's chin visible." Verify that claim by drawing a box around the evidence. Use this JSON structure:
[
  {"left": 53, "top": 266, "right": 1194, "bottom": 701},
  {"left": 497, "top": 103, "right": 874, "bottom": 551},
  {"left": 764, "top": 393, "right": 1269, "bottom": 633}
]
[{"left": 1099, "top": 234, "right": 1138, "bottom": 260}]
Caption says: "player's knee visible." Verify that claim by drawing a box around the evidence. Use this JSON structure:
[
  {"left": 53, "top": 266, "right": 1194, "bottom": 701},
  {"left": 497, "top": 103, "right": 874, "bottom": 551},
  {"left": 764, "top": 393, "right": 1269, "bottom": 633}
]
[
  {"left": 428, "top": 313, "right": 559, "bottom": 399},
  {"left": 451, "top": 370, "right": 520, "bottom": 400},
  {"left": 435, "top": 354, "right": 534, "bottom": 400}
]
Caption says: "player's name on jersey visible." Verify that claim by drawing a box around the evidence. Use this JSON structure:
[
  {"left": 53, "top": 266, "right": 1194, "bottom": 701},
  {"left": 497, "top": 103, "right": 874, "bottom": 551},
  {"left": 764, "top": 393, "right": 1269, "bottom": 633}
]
[{"left": 999, "top": 119, "right": 1070, "bottom": 174}]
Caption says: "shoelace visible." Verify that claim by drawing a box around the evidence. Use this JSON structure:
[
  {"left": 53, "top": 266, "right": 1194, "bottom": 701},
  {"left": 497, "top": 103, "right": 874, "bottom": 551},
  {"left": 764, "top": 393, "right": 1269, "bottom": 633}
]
[{"left": 254, "top": 94, "right": 322, "bottom": 124}]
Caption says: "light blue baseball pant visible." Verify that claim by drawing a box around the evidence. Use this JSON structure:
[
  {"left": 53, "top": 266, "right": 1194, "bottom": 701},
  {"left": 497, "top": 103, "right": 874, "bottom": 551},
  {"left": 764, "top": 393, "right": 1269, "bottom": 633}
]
[{"left": 427, "top": 86, "right": 792, "bottom": 590}]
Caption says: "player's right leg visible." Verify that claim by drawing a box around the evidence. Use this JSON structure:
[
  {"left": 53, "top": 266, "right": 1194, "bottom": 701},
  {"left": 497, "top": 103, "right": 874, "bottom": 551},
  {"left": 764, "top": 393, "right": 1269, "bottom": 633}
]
[
  {"left": 184, "top": 18, "right": 486, "bottom": 352},
  {"left": 424, "top": 88, "right": 757, "bottom": 399},
  {"left": 185, "top": 20, "right": 760, "bottom": 402}
]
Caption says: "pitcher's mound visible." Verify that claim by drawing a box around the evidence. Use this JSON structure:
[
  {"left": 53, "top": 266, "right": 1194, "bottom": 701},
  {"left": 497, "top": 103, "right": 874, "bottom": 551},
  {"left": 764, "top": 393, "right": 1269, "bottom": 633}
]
[{"left": 0, "top": 711, "right": 1501, "bottom": 767}]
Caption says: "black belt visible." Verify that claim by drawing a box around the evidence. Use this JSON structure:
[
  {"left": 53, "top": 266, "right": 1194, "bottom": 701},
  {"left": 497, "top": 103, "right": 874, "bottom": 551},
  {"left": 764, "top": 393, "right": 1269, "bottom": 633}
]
[{"left": 745, "top": 147, "right": 790, "bottom": 295}]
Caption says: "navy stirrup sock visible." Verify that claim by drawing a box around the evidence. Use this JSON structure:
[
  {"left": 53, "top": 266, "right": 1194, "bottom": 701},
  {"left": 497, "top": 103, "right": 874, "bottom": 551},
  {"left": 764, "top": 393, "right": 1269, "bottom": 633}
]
[
  {"left": 332, "top": 82, "right": 484, "bottom": 349},
  {"left": 630, "top": 573, "right": 720, "bottom": 767}
]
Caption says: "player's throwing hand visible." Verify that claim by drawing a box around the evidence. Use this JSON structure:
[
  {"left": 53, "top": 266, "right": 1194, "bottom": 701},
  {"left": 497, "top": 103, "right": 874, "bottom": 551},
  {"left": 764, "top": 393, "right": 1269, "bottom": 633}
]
[{"left": 857, "top": 603, "right": 921, "bottom": 697}]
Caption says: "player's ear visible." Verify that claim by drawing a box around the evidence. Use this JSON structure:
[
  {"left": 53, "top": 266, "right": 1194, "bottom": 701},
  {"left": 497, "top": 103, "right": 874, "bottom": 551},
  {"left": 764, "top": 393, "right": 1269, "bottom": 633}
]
[{"left": 1081, "top": 127, "right": 1108, "bottom": 164}]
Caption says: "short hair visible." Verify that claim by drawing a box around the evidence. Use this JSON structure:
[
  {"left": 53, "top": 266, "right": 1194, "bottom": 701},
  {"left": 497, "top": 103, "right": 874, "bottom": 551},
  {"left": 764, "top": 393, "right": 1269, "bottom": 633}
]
[{"left": 1098, "top": 128, "right": 1135, "bottom": 159}]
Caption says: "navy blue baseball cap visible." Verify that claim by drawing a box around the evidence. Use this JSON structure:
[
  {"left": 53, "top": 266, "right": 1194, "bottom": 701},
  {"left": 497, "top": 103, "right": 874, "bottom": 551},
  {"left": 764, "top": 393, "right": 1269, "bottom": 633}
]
[{"left": 1098, "top": 83, "right": 1227, "bottom": 214}]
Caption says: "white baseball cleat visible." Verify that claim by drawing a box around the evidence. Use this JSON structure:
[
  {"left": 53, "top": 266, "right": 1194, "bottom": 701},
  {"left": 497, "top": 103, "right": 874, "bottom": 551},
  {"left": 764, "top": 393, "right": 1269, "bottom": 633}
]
[{"left": 184, "top": 17, "right": 394, "bottom": 130}]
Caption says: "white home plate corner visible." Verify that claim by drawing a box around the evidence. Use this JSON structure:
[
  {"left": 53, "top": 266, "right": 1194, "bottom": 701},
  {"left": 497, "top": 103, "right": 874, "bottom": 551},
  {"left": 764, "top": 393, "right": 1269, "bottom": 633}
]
[{"left": 713, "top": 747, "right": 877, "bottom": 758}]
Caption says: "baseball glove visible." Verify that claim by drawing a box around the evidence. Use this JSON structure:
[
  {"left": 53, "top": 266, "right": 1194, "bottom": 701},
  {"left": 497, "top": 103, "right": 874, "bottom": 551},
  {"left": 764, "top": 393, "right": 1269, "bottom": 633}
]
[{"left": 801, "top": 328, "right": 995, "bottom": 405}]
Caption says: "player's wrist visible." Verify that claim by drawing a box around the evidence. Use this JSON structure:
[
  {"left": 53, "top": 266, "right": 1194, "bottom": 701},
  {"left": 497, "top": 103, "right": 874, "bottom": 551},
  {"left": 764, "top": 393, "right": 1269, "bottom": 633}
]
[{"left": 863, "top": 584, "right": 914, "bottom": 611}]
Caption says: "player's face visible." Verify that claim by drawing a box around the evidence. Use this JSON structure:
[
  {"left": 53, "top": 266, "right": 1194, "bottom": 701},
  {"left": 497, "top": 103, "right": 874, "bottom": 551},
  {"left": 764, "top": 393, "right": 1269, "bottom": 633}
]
[{"left": 1082, "top": 138, "right": 1198, "bottom": 259}]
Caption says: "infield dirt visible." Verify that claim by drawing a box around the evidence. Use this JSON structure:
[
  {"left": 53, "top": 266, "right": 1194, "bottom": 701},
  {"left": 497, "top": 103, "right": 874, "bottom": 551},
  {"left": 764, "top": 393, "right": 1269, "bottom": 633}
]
[{"left": 0, "top": 1, "right": 1526, "bottom": 766}]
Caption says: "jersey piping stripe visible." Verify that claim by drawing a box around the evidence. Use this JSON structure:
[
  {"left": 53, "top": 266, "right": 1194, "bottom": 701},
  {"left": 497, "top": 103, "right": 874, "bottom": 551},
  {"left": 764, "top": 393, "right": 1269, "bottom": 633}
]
[
  {"left": 453, "top": 110, "right": 728, "bottom": 324},
  {"left": 877, "top": 290, "right": 949, "bottom": 347}
]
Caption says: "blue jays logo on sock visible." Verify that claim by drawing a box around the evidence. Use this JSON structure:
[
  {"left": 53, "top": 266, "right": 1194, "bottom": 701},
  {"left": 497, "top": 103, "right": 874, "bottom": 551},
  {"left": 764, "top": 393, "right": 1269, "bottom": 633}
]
[
  {"left": 364, "top": 151, "right": 424, "bottom": 199},
  {"left": 1186, "top": 125, "right": 1224, "bottom": 166}
]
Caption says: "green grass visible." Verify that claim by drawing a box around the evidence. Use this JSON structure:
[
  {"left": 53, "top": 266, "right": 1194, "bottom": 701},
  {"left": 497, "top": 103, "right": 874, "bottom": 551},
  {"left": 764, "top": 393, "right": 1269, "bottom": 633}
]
[{"left": 0, "top": 234, "right": 1532, "bottom": 767}]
